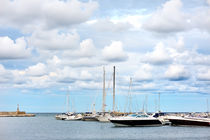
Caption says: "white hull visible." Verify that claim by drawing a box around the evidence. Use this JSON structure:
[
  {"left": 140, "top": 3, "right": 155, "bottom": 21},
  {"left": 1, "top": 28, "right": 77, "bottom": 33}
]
[
  {"left": 109, "top": 115, "right": 163, "bottom": 127},
  {"left": 113, "top": 123, "right": 162, "bottom": 127},
  {"left": 97, "top": 116, "right": 110, "bottom": 122}
]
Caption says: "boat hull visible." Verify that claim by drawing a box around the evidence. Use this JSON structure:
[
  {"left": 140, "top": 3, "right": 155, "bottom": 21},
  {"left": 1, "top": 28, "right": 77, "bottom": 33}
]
[
  {"left": 169, "top": 118, "right": 210, "bottom": 126},
  {"left": 82, "top": 116, "right": 98, "bottom": 121},
  {"left": 110, "top": 119, "right": 162, "bottom": 127}
]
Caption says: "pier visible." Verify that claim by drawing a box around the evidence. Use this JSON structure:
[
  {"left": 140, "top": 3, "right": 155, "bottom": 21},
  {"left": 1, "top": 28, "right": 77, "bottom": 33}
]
[{"left": 0, "top": 104, "right": 35, "bottom": 117}]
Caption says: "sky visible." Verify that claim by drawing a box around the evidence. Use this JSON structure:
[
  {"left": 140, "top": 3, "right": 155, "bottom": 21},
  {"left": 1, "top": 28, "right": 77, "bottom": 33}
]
[{"left": 0, "top": 0, "right": 210, "bottom": 113}]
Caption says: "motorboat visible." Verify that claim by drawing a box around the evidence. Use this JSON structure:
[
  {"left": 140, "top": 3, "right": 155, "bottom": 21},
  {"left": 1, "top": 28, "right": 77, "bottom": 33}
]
[
  {"left": 55, "top": 113, "right": 69, "bottom": 120},
  {"left": 109, "top": 114, "right": 163, "bottom": 127},
  {"left": 168, "top": 116, "right": 210, "bottom": 126},
  {"left": 65, "top": 113, "right": 82, "bottom": 121}
]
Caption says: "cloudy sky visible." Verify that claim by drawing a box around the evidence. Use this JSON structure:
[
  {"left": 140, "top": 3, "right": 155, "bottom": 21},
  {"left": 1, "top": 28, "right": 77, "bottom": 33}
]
[{"left": 0, "top": 0, "right": 210, "bottom": 113}]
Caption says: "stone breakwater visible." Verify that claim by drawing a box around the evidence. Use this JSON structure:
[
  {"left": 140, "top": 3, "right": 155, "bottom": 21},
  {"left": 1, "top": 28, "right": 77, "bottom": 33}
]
[{"left": 0, "top": 111, "right": 35, "bottom": 117}]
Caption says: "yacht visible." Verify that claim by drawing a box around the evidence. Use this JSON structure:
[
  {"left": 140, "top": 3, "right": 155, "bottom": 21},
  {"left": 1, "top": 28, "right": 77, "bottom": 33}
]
[
  {"left": 168, "top": 116, "right": 210, "bottom": 126},
  {"left": 109, "top": 113, "right": 163, "bottom": 127},
  {"left": 65, "top": 113, "right": 82, "bottom": 121},
  {"left": 55, "top": 113, "right": 69, "bottom": 120}
]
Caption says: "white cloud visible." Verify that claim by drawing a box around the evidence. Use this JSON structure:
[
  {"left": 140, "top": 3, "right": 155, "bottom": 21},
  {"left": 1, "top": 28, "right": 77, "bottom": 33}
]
[
  {"left": 0, "top": 36, "right": 31, "bottom": 59},
  {"left": 142, "top": 42, "right": 172, "bottom": 65},
  {"left": 25, "top": 63, "right": 47, "bottom": 76},
  {"left": 191, "top": 6, "right": 210, "bottom": 33},
  {"left": 134, "top": 64, "right": 153, "bottom": 81},
  {"left": 0, "top": 0, "right": 98, "bottom": 30},
  {"left": 64, "top": 39, "right": 96, "bottom": 58},
  {"left": 143, "top": 0, "right": 190, "bottom": 33},
  {"left": 90, "top": 19, "right": 132, "bottom": 32},
  {"left": 0, "top": 64, "right": 12, "bottom": 83},
  {"left": 71, "top": 81, "right": 101, "bottom": 90},
  {"left": 113, "top": 15, "right": 144, "bottom": 30},
  {"left": 207, "top": 0, "right": 210, "bottom": 5},
  {"left": 47, "top": 55, "right": 62, "bottom": 67},
  {"left": 165, "top": 65, "right": 190, "bottom": 81},
  {"left": 80, "top": 70, "right": 93, "bottom": 81},
  {"left": 28, "top": 30, "right": 80, "bottom": 50},
  {"left": 102, "top": 41, "right": 128, "bottom": 62},
  {"left": 197, "top": 69, "right": 210, "bottom": 81},
  {"left": 66, "top": 58, "right": 106, "bottom": 67}
]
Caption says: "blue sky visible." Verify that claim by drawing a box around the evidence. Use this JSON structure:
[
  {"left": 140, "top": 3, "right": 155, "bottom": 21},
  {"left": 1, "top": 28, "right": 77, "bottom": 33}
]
[{"left": 0, "top": 0, "right": 210, "bottom": 113}]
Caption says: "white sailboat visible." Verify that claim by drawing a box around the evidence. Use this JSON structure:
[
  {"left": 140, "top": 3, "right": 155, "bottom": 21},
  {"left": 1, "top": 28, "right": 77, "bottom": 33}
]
[
  {"left": 97, "top": 67, "right": 111, "bottom": 122},
  {"left": 56, "top": 90, "right": 82, "bottom": 121}
]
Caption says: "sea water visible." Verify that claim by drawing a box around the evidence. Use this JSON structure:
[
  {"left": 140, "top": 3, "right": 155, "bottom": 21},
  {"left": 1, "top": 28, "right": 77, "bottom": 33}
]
[{"left": 0, "top": 113, "right": 210, "bottom": 140}]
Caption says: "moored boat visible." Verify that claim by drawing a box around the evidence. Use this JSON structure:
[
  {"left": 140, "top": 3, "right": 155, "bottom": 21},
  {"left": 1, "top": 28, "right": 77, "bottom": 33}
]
[
  {"left": 168, "top": 116, "right": 210, "bottom": 126},
  {"left": 82, "top": 114, "right": 99, "bottom": 121},
  {"left": 65, "top": 113, "right": 82, "bottom": 121},
  {"left": 109, "top": 114, "right": 163, "bottom": 127},
  {"left": 97, "top": 113, "right": 111, "bottom": 122}
]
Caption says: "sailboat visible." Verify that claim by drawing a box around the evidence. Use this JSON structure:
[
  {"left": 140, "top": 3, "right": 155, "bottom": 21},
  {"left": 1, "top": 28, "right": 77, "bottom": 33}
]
[
  {"left": 56, "top": 91, "right": 82, "bottom": 121},
  {"left": 97, "top": 67, "right": 111, "bottom": 122},
  {"left": 82, "top": 104, "right": 99, "bottom": 121}
]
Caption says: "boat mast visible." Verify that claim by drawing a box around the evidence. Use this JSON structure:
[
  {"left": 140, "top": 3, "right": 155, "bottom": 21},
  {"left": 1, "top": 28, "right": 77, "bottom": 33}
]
[
  {"left": 158, "top": 92, "right": 161, "bottom": 112},
  {"left": 66, "top": 92, "right": 69, "bottom": 113},
  {"left": 128, "top": 77, "right": 132, "bottom": 113},
  {"left": 113, "top": 66, "right": 116, "bottom": 112},
  {"left": 102, "top": 66, "right": 106, "bottom": 113}
]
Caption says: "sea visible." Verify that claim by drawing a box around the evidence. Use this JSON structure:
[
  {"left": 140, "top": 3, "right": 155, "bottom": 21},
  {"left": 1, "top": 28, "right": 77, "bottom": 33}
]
[{"left": 0, "top": 113, "right": 210, "bottom": 140}]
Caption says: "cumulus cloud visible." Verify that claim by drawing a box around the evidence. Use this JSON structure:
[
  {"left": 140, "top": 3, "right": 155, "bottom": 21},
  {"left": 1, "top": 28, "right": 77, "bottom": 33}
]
[
  {"left": 89, "top": 19, "right": 132, "bottom": 32},
  {"left": 143, "top": 0, "right": 190, "bottom": 33},
  {"left": 134, "top": 64, "right": 153, "bottom": 81},
  {"left": 0, "top": 64, "right": 12, "bottom": 83},
  {"left": 191, "top": 6, "right": 210, "bottom": 33},
  {"left": 71, "top": 81, "right": 101, "bottom": 90},
  {"left": 142, "top": 42, "right": 172, "bottom": 65},
  {"left": 63, "top": 39, "right": 96, "bottom": 58},
  {"left": 0, "top": 0, "right": 98, "bottom": 30},
  {"left": 165, "top": 65, "right": 190, "bottom": 81},
  {"left": 25, "top": 63, "right": 48, "bottom": 76},
  {"left": 102, "top": 41, "right": 128, "bottom": 62},
  {"left": 0, "top": 36, "right": 31, "bottom": 59},
  {"left": 65, "top": 58, "right": 106, "bottom": 67},
  {"left": 197, "top": 69, "right": 210, "bottom": 81},
  {"left": 54, "top": 67, "right": 95, "bottom": 83},
  {"left": 28, "top": 30, "right": 80, "bottom": 50}
]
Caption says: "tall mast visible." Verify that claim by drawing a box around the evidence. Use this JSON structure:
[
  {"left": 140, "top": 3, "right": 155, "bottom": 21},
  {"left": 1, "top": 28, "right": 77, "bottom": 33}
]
[
  {"left": 102, "top": 66, "right": 106, "bottom": 113},
  {"left": 66, "top": 91, "right": 69, "bottom": 113},
  {"left": 207, "top": 99, "right": 209, "bottom": 113},
  {"left": 128, "top": 77, "right": 132, "bottom": 113},
  {"left": 158, "top": 92, "right": 160, "bottom": 112},
  {"left": 113, "top": 66, "right": 116, "bottom": 112},
  {"left": 145, "top": 95, "right": 148, "bottom": 113}
]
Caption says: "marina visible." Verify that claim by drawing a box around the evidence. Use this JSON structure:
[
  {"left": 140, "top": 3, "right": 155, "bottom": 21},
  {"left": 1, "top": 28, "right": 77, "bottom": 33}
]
[{"left": 1, "top": 113, "right": 210, "bottom": 140}]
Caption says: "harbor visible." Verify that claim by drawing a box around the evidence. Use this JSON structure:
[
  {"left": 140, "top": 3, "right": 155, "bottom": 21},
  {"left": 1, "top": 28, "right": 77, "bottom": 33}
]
[
  {"left": 1, "top": 113, "right": 210, "bottom": 140},
  {"left": 54, "top": 66, "right": 210, "bottom": 127}
]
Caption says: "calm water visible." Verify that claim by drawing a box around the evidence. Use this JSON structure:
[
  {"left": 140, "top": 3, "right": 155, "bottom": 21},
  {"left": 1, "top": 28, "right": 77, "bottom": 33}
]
[{"left": 0, "top": 114, "right": 210, "bottom": 140}]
